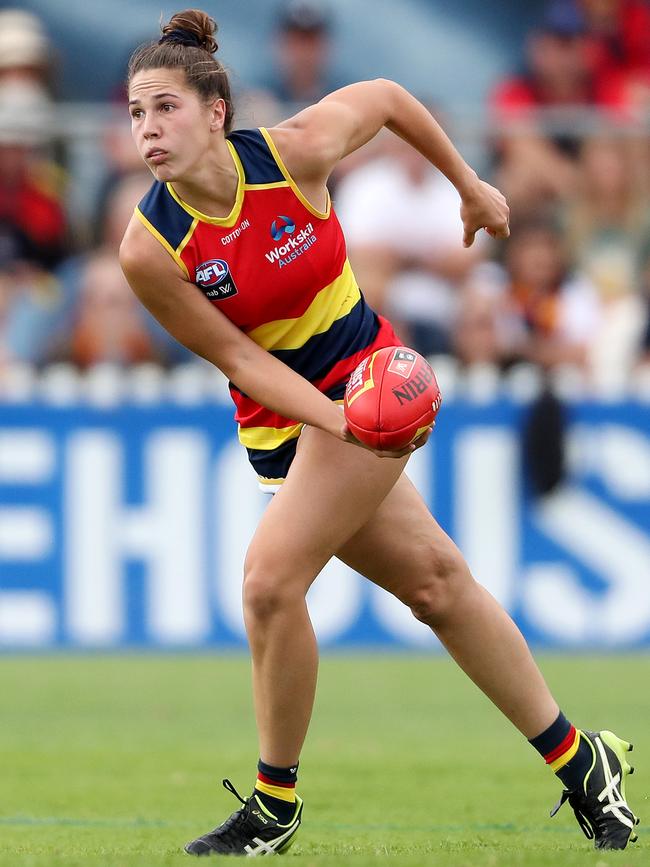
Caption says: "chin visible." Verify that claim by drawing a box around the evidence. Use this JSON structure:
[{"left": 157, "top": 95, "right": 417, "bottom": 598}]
[{"left": 151, "top": 164, "right": 176, "bottom": 182}]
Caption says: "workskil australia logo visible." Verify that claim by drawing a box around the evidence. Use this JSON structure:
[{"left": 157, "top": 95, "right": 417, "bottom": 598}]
[
  {"left": 266, "top": 215, "right": 317, "bottom": 268},
  {"left": 270, "top": 215, "right": 295, "bottom": 241},
  {"left": 195, "top": 259, "right": 238, "bottom": 300}
]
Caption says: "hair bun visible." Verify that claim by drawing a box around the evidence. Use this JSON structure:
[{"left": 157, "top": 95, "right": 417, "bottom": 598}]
[{"left": 161, "top": 8, "right": 219, "bottom": 54}]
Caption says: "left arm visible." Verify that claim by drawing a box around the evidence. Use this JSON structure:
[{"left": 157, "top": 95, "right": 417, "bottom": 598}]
[{"left": 271, "top": 78, "right": 509, "bottom": 247}]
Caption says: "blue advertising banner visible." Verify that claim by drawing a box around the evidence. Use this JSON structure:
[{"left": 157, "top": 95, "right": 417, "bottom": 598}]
[{"left": 1, "top": 399, "right": 649, "bottom": 649}]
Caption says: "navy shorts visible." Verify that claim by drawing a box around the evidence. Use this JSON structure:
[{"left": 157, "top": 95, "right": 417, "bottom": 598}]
[{"left": 247, "top": 382, "right": 346, "bottom": 493}]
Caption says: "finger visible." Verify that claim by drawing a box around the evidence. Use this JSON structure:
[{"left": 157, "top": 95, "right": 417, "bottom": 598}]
[
  {"left": 463, "top": 229, "right": 476, "bottom": 248},
  {"left": 377, "top": 446, "right": 415, "bottom": 459},
  {"left": 485, "top": 222, "right": 510, "bottom": 240}
]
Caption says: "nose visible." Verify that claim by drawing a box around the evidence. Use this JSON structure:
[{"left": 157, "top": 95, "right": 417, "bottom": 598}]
[{"left": 142, "top": 114, "right": 160, "bottom": 139}]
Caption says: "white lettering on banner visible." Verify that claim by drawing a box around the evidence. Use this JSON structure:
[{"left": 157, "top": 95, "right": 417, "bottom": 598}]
[
  {"left": 523, "top": 486, "right": 650, "bottom": 644},
  {"left": 2, "top": 415, "right": 649, "bottom": 649},
  {"left": 0, "top": 508, "right": 52, "bottom": 559},
  {"left": 0, "top": 431, "right": 55, "bottom": 646},
  {"left": 65, "top": 431, "right": 209, "bottom": 645},
  {"left": 0, "top": 431, "right": 54, "bottom": 481},
  {"left": 65, "top": 433, "right": 120, "bottom": 643},
  {"left": 307, "top": 558, "right": 363, "bottom": 644},
  {"left": 521, "top": 565, "right": 592, "bottom": 644},
  {"left": 0, "top": 592, "right": 55, "bottom": 645},
  {"left": 569, "top": 425, "right": 650, "bottom": 501},
  {"left": 212, "top": 440, "right": 266, "bottom": 638},
  {"left": 455, "top": 429, "right": 517, "bottom": 609}
]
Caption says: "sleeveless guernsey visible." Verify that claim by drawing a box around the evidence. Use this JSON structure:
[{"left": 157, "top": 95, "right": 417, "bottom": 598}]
[{"left": 135, "top": 127, "right": 399, "bottom": 490}]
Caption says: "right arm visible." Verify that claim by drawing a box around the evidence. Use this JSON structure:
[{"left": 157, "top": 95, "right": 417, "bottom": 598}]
[{"left": 119, "top": 217, "right": 346, "bottom": 439}]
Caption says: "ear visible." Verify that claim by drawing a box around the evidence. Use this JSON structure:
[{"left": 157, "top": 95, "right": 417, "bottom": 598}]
[{"left": 209, "top": 98, "right": 227, "bottom": 132}]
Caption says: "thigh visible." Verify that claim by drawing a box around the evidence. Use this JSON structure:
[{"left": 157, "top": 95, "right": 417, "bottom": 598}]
[
  {"left": 335, "top": 472, "right": 465, "bottom": 598},
  {"left": 245, "top": 425, "right": 409, "bottom": 584}
]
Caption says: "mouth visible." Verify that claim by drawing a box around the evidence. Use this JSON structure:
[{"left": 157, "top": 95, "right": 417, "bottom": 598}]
[{"left": 146, "top": 148, "right": 168, "bottom": 164}]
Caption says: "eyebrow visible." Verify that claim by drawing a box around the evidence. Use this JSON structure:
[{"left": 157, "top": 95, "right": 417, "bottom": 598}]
[{"left": 128, "top": 92, "right": 180, "bottom": 106}]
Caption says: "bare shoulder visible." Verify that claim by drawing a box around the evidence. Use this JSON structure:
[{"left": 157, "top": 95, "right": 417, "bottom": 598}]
[
  {"left": 119, "top": 214, "right": 186, "bottom": 299},
  {"left": 120, "top": 215, "right": 171, "bottom": 279},
  {"left": 268, "top": 104, "right": 345, "bottom": 183}
]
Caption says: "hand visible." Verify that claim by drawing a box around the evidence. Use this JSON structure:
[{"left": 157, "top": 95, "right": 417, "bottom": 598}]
[
  {"left": 341, "top": 423, "right": 434, "bottom": 458},
  {"left": 459, "top": 177, "right": 510, "bottom": 248}
]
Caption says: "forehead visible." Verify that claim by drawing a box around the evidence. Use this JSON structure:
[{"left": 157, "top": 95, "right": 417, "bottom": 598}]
[{"left": 128, "top": 67, "right": 191, "bottom": 100}]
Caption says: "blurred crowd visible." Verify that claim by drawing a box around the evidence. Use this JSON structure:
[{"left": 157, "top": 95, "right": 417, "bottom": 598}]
[{"left": 1, "top": 0, "right": 650, "bottom": 390}]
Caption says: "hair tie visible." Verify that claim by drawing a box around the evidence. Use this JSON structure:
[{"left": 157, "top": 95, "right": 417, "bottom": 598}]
[{"left": 159, "top": 28, "right": 203, "bottom": 48}]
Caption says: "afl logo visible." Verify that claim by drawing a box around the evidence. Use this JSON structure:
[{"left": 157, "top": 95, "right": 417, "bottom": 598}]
[
  {"left": 196, "top": 259, "right": 229, "bottom": 287},
  {"left": 270, "top": 215, "right": 295, "bottom": 241},
  {"left": 195, "top": 258, "right": 238, "bottom": 300}
]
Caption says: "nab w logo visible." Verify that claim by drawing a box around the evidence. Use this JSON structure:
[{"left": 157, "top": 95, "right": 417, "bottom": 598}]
[
  {"left": 270, "top": 215, "right": 295, "bottom": 241},
  {"left": 195, "top": 259, "right": 238, "bottom": 300}
]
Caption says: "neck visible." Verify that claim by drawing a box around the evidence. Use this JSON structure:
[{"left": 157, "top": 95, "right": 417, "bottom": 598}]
[{"left": 171, "top": 136, "right": 239, "bottom": 218}]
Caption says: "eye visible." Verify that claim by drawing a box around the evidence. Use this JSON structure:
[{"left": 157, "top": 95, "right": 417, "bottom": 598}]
[
  {"left": 161, "top": 103, "right": 175, "bottom": 112},
  {"left": 130, "top": 108, "right": 144, "bottom": 120}
]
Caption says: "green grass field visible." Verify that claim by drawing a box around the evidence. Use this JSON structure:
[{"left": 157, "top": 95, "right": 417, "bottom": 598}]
[{"left": 0, "top": 654, "right": 648, "bottom": 866}]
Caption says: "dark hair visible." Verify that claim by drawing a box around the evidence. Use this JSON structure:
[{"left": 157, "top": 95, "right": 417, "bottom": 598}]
[{"left": 127, "top": 9, "right": 234, "bottom": 134}]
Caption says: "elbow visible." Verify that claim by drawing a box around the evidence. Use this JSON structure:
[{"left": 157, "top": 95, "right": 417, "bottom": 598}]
[{"left": 372, "top": 78, "right": 404, "bottom": 121}]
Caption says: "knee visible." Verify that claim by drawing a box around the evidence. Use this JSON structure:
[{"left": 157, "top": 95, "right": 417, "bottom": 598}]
[
  {"left": 242, "top": 551, "right": 303, "bottom": 622},
  {"left": 400, "top": 546, "right": 472, "bottom": 627}
]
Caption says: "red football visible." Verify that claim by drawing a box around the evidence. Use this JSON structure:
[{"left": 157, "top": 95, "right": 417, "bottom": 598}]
[{"left": 344, "top": 346, "right": 442, "bottom": 450}]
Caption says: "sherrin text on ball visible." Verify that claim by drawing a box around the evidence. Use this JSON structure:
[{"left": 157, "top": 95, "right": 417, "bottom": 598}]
[{"left": 344, "top": 346, "right": 442, "bottom": 450}]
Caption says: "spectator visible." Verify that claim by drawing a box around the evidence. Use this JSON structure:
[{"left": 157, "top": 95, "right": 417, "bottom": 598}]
[
  {"left": 490, "top": 0, "right": 628, "bottom": 216},
  {"left": 0, "top": 11, "right": 69, "bottom": 371},
  {"left": 632, "top": 241, "right": 650, "bottom": 369},
  {"left": 48, "top": 171, "right": 173, "bottom": 368},
  {"left": 0, "top": 8, "right": 55, "bottom": 94},
  {"left": 579, "top": 0, "right": 650, "bottom": 127},
  {"left": 452, "top": 282, "right": 504, "bottom": 368},
  {"left": 497, "top": 220, "right": 602, "bottom": 371},
  {"left": 0, "top": 9, "right": 66, "bottom": 273},
  {"left": 563, "top": 135, "right": 650, "bottom": 299},
  {"left": 560, "top": 135, "right": 649, "bottom": 386},
  {"left": 264, "top": 0, "right": 341, "bottom": 107},
  {"left": 579, "top": 0, "right": 650, "bottom": 83},
  {"left": 61, "top": 250, "right": 159, "bottom": 368},
  {"left": 4, "top": 171, "right": 169, "bottom": 368},
  {"left": 335, "top": 135, "right": 488, "bottom": 356},
  {"left": 0, "top": 83, "right": 66, "bottom": 271}
]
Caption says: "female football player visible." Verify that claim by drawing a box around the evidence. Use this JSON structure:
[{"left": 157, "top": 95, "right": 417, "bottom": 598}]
[{"left": 120, "top": 8, "right": 638, "bottom": 855}]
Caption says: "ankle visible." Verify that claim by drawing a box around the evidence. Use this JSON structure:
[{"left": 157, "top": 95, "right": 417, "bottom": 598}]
[
  {"left": 253, "top": 759, "right": 298, "bottom": 824},
  {"left": 528, "top": 711, "right": 592, "bottom": 791}
]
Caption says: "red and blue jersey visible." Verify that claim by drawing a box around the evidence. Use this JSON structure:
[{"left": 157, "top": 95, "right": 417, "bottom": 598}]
[{"left": 135, "top": 127, "right": 399, "bottom": 487}]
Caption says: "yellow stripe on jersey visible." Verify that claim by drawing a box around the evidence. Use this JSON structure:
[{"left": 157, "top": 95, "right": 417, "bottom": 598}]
[
  {"left": 135, "top": 207, "right": 190, "bottom": 279},
  {"left": 247, "top": 260, "right": 360, "bottom": 351},
  {"left": 176, "top": 217, "right": 199, "bottom": 257},
  {"left": 255, "top": 780, "right": 296, "bottom": 803},
  {"left": 549, "top": 729, "right": 581, "bottom": 773},
  {"left": 244, "top": 181, "right": 290, "bottom": 191},
  {"left": 238, "top": 422, "right": 304, "bottom": 450},
  {"left": 260, "top": 126, "right": 331, "bottom": 220}
]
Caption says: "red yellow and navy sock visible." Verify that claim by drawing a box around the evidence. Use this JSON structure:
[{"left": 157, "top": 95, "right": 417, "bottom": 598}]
[
  {"left": 529, "top": 711, "right": 592, "bottom": 790},
  {"left": 253, "top": 760, "right": 298, "bottom": 824}
]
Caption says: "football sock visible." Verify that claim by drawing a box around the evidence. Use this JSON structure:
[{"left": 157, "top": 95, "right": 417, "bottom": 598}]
[
  {"left": 529, "top": 710, "right": 593, "bottom": 790},
  {"left": 253, "top": 759, "right": 298, "bottom": 824}
]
